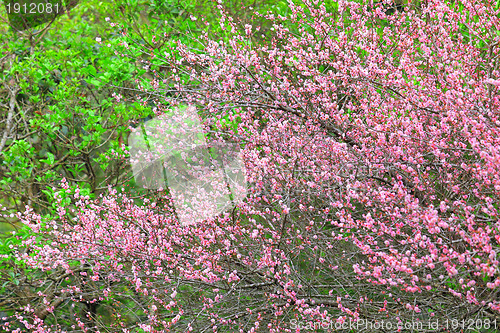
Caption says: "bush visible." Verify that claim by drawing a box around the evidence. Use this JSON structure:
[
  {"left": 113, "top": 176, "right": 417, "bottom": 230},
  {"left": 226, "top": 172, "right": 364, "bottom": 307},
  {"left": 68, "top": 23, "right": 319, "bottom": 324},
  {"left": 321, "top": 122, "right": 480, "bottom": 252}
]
[{"left": 4, "top": 0, "right": 500, "bottom": 331}]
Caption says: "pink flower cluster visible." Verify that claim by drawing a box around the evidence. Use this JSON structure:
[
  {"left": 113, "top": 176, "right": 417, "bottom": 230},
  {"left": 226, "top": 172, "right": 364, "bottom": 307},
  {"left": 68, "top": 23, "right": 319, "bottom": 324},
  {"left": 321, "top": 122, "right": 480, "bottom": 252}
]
[{"left": 6, "top": 0, "right": 500, "bottom": 331}]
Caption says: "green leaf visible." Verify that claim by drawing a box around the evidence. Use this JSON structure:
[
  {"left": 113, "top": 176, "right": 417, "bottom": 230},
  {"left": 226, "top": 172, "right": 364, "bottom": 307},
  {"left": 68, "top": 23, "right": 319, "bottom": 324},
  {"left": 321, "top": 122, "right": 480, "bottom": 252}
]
[
  {"left": 89, "top": 78, "right": 101, "bottom": 86},
  {"left": 41, "top": 152, "right": 55, "bottom": 165},
  {"left": 87, "top": 65, "right": 97, "bottom": 77}
]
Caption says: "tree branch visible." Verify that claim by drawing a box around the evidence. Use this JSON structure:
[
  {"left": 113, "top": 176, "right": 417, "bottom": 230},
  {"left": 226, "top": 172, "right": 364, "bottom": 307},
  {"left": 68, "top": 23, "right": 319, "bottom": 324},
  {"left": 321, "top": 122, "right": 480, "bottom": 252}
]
[{"left": 0, "top": 86, "right": 20, "bottom": 154}]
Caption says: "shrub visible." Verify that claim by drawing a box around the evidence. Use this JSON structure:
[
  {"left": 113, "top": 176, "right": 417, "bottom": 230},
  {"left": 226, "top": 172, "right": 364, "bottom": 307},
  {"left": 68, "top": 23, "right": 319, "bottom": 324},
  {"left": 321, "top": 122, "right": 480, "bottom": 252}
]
[{"left": 5, "top": 0, "right": 500, "bottom": 331}]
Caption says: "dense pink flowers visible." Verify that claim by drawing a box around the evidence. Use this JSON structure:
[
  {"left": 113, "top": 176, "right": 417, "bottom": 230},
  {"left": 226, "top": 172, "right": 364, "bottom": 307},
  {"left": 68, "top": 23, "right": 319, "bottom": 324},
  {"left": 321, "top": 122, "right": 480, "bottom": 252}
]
[{"left": 5, "top": 0, "right": 500, "bottom": 331}]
